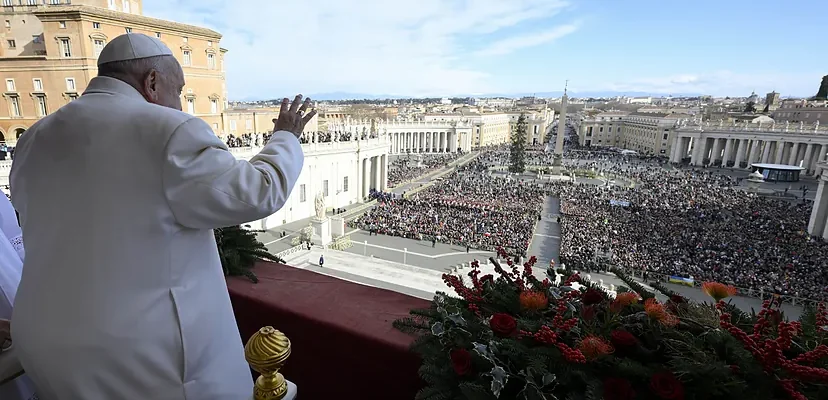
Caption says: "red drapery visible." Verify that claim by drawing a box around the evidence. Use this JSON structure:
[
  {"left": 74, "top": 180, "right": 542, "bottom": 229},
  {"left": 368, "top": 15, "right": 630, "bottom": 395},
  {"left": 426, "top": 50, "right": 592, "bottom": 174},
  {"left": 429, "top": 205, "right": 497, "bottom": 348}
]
[{"left": 227, "top": 262, "right": 430, "bottom": 400}]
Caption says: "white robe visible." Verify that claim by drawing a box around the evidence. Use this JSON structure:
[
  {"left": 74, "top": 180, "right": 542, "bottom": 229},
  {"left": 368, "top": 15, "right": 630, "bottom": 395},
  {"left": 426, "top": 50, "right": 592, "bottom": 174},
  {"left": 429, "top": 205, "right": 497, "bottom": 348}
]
[
  {"left": 10, "top": 77, "right": 304, "bottom": 400},
  {"left": 0, "top": 193, "right": 37, "bottom": 400}
]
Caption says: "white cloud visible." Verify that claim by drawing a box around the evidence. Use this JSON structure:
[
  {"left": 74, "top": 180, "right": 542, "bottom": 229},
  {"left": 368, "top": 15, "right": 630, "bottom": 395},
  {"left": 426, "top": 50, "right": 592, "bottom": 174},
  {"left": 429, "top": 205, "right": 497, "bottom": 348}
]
[
  {"left": 473, "top": 22, "right": 580, "bottom": 57},
  {"left": 142, "top": 0, "right": 575, "bottom": 99}
]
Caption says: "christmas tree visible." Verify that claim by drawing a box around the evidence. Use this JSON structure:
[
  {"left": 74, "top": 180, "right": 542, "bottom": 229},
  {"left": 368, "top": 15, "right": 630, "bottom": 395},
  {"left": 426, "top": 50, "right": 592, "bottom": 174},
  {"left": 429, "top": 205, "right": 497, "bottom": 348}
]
[
  {"left": 509, "top": 114, "right": 528, "bottom": 174},
  {"left": 214, "top": 225, "right": 283, "bottom": 283}
]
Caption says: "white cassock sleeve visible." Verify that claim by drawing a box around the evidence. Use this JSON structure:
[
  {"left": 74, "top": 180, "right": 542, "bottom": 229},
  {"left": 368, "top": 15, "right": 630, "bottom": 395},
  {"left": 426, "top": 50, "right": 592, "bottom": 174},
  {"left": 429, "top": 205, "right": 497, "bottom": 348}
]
[
  {"left": 0, "top": 195, "right": 22, "bottom": 261},
  {"left": 162, "top": 118, "right": 304, "bottom": 229}
]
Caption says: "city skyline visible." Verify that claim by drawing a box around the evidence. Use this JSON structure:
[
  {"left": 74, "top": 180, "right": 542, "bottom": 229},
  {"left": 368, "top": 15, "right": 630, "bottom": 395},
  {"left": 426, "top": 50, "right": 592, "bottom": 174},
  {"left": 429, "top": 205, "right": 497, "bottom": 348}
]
[{"left": 144, "top": 0, "right": 826, "bottom": 100}]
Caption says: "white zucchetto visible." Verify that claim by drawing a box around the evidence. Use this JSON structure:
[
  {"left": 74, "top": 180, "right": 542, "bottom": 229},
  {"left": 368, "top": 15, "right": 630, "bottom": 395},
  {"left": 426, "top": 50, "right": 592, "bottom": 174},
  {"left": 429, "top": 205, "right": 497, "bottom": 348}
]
[{"left": 97, "top": 33, "right": 174, "bottom": 66}]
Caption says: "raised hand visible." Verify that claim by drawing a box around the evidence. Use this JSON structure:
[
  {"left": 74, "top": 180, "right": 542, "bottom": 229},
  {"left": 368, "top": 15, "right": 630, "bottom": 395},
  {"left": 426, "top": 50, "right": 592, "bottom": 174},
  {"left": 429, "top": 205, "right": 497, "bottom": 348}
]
[{"left": 273, "top": 94, "right": 317, "bottom": 138}]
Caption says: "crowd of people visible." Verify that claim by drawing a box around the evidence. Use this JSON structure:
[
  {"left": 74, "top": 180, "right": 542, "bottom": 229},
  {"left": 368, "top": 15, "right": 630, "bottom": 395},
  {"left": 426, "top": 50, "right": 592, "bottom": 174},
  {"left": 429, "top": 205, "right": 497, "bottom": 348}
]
[
  {"left": 354, "top": 158, "right": 545, "bottom": 255},
  {"left": 554, "top": 157, "right": 828, "bottom": 301},
  {"left": 387, "top": 153, "right": 463, "bottom": 187},
  {"left": 354, "top": 138, "right": 828, "bottom": 301}
]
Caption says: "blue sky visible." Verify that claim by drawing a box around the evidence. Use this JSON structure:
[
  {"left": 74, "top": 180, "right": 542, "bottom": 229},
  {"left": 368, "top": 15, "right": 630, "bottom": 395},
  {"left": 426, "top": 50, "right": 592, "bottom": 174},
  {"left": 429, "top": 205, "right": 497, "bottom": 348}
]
[{"left": 143, "top": 0, "right": 826, "bottom": 99}]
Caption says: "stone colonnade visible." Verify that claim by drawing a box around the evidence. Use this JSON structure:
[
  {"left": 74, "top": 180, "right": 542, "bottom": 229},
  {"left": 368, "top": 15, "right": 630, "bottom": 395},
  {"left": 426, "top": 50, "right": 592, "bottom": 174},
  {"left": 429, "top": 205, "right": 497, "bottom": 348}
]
[
  {"left": 389, "top": 131, "right": 458, "bottom": 154},
  {"left": 360, "top": 153, "right": 388, "bottom": 198},
  {"left": 809, "top": 165, "right": 828, "bottom": 239},
  {"left": 670, "top": 133, "right": 828, "bottom": 177}
]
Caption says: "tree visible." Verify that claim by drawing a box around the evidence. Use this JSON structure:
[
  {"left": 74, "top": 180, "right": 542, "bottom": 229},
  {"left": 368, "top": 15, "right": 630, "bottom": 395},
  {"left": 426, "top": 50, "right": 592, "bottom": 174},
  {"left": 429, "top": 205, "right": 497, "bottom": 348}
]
[
  {"left": 214, "top": 225, "right": 284, "bottom": 283},
  {"left": 814, "top": 75, "right": 828, "bottom": 100},
  {"left": 509, "top": 113, "right": 528, "bottom": 174}
]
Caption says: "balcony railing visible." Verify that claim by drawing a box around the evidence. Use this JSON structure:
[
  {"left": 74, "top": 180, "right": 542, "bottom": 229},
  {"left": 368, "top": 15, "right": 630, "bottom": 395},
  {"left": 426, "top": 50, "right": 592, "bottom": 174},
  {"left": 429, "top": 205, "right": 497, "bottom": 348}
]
[{"left": 227, "top": 261, "right": 428, "bottom": 399}]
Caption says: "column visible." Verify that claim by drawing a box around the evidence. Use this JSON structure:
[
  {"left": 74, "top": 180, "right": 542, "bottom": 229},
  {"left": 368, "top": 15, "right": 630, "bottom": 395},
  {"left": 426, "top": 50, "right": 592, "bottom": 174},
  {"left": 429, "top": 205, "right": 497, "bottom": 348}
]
[
  {"left": 803, "top": 144, "right": 815, "bottom": 174},
  {"left": 816, "top": 145, "right": 828, "bottom": 177},
  {"left": 372, "top": 156, "right": 381, "bottom": 191},
  {"left": 761, "top": 141, "right": 772, "bottom": 163},
  {"left": 734, "top": 139, "right": 747, "bottom": 168},
  {"left": 809, "top": 177, "right": 828, "bottom": 239},
  {"left": 381, "top": 154, "right": 388, "bottom": 191},
  {"left": 788, "top": 143, "right": 800, "bottom": 166},
  {"left": 451, "top": 132, "right": 458, "bottom": 152},
  {"left": 774, "top": 141, "right": 785, "bottom": 164},
  {"left": 708, "top": 138, "right": 722, "bottom": 166},
  {"left": 362, "top": 158, "right": 369, "bottom": 199},
  {"left": 721, "top": 139, "right": 734, "bottom": 167},
  {"left": 691, "top": 137, "right": 704, "bottom": 165}
]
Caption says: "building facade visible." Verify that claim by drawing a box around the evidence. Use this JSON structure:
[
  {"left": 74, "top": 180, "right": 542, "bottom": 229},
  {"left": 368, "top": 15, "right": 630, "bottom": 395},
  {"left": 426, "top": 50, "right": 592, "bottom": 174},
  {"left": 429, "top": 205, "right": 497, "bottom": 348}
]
[
  {"left": 771, "top": 101, "right": 828, "bottom": 126},
  {"left": 578, "top": 111, "right": 685, "bottom": 155},
  {"left": 670, "top": 120, "right": 828, "bottom": 177},
  {"left": 234, "top": 136, "right": 390, "bottom": 228},
  {"left": 0, "top": 0, "right": 227, "bottom": 141},
  {"left": 222, "top": 107, "right": 318, "bottom": 139}
]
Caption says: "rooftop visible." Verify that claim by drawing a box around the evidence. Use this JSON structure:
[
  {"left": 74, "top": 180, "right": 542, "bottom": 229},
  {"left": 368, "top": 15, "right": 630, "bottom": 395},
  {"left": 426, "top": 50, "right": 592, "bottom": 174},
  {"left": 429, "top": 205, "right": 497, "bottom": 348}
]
[{"left": 33, "top": 5, "right": 222, "bottom": 38}]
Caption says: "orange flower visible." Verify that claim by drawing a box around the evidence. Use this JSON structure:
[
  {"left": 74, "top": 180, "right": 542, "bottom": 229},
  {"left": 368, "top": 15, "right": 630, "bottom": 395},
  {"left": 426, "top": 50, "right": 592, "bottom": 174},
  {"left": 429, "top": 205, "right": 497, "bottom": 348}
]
[
  {"left": 520, "top": 290, "right": 549, "bottom": 311},
  {"left": 644, "top": 298, "right": 679, "bottom": 327},
  {"left": 702, "top": 282, "right": 738, "bottom": 302},
  {"left": 610, "top": 292, "right": 640, "bottom": 312},
  {"left": 578, "top": 335, "right": 614, "bottom": 360}
]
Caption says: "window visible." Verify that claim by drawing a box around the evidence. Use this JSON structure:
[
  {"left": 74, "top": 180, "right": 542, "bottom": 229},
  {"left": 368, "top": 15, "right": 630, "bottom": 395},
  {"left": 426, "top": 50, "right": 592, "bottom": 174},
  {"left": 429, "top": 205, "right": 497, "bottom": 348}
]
[
  {"left": 323, "top": 180, "right": 329, "bottom": 197},
  {"left": 35, "top": 95, "right": 47, "bottom": 117},
  {"left": 108, "top": 0, "right": 115, "bottom": 9},
  {"left": 186, "top": 98, "right": 194, "bottom": 114},
  {"left": 93, "top": 22, "right": 101, "bottom": 29},
  {"left": 59, "top": 21, "right": 66, "bottom": 29},
  {"left": 208, "top": 40, "right": 212, "bottom": 47},
  {"left": 211, "top": 123, "right": 218, "bottom": 131},
  {"left": 32, "top": 78, "right": 42, "bottom": 91},
  {"left": 182, "top": 36, "right": 188, "bottom": 42},
  {"left": 67, "top": 94, "right": 78, "bottom": 101},
  {"left": 50, "top": 0, "right": 62, "bottom": 4},
  {"left": 9, "top": 96, "right": 20, "bottom": 117},
  {"left": 93, "top": 39, "right": 105, "bottom": 57},
  {"left": 207, "top": 53, "right": 215, "bottom": 69},
  {"left": 65, "top": 78, "right": 76, "bottom": 91},
  {"left": 125, "top": 27, "right": 132, "bottom": 33},
  {"left": 32, "top": 35, "right": 41, "bottom": 44},
  {"left": 5, "top": 79, "right": 14, "bottom": 92},
  {"left": 343, "top": 176, "right": 349, "bottom": 192},
  {"left": 229, "top": 120, "right": 236, "bottom": 131},
  {"left": 4, "top": 20, "right": 9, "bottom": 29},
  {"left": 299, "top": 184, "right": 306, "bottom": 202},
  {"left": 182, "top": 50, "right": 191, "bottom": 66},
  {"left": 155, "top": 32, "right": 161, "bottom": 38},
  {"left": 663, "top": 133, "right": 669, "bottom": 140},
  {"left": 6, "top": 39, "right": 14, "bottom": 49},
  {"left": 59, "top": 38, "right": 71, "bottom": 57},
  {"left": 122, "top": 0, "right": 130, "bottom": 13},
  {"left": 245, "top": 120, "right": 252, "bottom": 130},
  {"left": 210, "top": 99, "right": 217, "bottom": 114}
]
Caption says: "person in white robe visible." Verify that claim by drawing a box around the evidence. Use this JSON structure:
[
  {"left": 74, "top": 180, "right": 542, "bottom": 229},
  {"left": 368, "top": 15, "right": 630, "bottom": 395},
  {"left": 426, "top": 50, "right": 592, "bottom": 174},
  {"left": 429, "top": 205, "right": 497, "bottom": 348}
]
[
  {"left": 9, "top": 33, "right": 314, "bottom": 400},
  {"left": 0, "top": 192, "right": 38, "bottom": 400}
]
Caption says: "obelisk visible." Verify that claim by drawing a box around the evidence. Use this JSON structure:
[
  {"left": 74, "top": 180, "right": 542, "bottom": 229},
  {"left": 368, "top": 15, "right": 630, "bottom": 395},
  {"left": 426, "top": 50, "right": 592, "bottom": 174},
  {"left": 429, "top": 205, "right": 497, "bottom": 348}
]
[{"left": 552, "top": 83, "right": 568, "bottom": 174}]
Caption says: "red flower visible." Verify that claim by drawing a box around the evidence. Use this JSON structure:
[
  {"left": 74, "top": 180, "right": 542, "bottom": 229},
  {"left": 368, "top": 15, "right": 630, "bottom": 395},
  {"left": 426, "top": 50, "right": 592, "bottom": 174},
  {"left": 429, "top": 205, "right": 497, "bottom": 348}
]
[
  {"left": 519, "top": 291, "right": 548, "bottom": 311},
  {"left": 701, "top": 282, "right": 737, "bottom": 302},
  {"left": 649, "top": 371, "right": 684, "bottom": 400},
  {"left": 449, "top": 349, "right": 472, "bottom": 376},
  {"left": 578, "top": 335, "right": 614, "bottom": 360},
  {"left": 604, "top": 377, "right": 636, "bottom": 400},
  {"left": 581, "top": 305, "right": 596, "bottom": 321},
  {"left": 490, "top": 313, "right": 517, "bottom": 337},
  {"left": 582, "top": 288, "right": 605, "bottom": 305},
  {"left": 610, "top": 330, "right": 638, "bottom": 348}
]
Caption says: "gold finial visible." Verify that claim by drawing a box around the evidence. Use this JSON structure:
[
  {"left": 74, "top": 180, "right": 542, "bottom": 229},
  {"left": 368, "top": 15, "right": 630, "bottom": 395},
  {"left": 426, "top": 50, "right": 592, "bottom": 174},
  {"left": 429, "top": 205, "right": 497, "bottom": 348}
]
[{"left": 244, "top": 326, "right": 292, "bottom": 400}]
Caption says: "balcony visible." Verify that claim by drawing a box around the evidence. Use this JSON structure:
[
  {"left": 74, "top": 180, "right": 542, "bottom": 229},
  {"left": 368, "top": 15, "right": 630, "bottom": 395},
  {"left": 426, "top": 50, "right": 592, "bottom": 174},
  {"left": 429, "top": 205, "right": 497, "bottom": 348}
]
[{"left": 227, "top": 261, "right": 428, "bottom": 399}]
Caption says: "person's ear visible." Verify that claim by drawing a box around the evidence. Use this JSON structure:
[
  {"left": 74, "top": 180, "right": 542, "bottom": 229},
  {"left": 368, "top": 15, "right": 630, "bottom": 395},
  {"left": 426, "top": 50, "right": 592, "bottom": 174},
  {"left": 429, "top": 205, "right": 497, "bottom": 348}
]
[{"left": 142, "top": 70, "right": 159, "bottom": 103}]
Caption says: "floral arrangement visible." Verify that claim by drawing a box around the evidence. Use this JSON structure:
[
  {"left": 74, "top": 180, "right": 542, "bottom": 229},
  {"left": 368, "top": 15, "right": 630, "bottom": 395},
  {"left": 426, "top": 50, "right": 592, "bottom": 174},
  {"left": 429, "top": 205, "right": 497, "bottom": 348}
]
[{"left": 394, "top": 249, "right": 828, "bottom": 400}]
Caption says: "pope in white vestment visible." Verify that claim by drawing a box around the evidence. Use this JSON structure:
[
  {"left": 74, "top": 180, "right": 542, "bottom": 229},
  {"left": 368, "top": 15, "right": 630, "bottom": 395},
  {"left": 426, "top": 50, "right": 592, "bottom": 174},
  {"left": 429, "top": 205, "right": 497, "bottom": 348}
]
[{"left": 9, "top": 34, "right": 308, "bottom": 400}]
